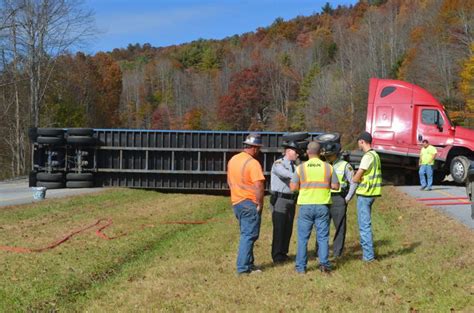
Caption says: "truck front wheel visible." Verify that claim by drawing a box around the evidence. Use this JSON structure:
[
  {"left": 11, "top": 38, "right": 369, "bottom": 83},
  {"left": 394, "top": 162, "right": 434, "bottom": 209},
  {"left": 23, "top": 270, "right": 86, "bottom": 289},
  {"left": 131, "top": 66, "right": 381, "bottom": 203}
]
[{"left": 450, "top": 156, "right": 470, "bottom": 184}]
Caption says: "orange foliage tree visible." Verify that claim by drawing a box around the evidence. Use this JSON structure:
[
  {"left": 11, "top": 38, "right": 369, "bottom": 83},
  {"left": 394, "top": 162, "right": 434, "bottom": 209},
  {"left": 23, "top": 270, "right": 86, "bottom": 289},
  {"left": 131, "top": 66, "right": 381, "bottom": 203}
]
[{"left": 217, "top": 65, "right": 272, "bottom": 130}]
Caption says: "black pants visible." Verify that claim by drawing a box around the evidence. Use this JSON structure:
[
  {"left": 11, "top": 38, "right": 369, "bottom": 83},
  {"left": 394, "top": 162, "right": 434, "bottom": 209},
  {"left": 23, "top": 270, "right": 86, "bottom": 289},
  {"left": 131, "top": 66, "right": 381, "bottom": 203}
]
[
  {"left": 271, "top": 196, "right": 296, "bottom": 262},
  {"left": 316, "top": 193, "right": 347, "bottom": 257}
]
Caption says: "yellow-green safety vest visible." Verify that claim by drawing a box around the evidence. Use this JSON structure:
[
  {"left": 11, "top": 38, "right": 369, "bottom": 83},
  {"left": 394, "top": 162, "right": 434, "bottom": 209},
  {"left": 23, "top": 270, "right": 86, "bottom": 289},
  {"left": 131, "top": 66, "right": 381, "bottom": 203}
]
[
  {"left": 356, "top": 150, "right": 382, "bottom": 197},
  {"left": 296, "top": 157, "right": 333, "bottom": 205},
  {"left": 331, "top": 160, "right": 349, "bottom": 193}
]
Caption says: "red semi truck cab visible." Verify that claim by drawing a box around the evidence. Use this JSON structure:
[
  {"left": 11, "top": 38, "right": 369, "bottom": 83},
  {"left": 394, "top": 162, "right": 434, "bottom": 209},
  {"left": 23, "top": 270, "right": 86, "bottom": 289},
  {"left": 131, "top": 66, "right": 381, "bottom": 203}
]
[{"left": 366, "top": 78, "right": 474, "bottom": 183}]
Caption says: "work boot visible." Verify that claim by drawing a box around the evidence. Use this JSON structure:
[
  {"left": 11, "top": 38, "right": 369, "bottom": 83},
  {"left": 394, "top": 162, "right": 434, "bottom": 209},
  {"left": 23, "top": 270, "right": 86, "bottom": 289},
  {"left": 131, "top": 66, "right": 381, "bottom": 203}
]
[
  {"left": 319, "top": 265, "right": 332, "bottom": 275},
  {"left": 249, "top": 269, "right": 262, "bottom": 275},
  {"left": 363, "top": 258, "right": 378, "bottom": 265}
]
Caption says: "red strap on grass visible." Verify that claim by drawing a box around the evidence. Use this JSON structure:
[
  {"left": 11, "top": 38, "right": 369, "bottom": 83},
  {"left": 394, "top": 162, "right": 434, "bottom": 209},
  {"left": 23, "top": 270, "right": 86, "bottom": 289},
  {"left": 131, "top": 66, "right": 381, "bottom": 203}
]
[
  {"left": 417, "top": 197, "right": 469, "bottom": 201},
  {"left": 0, "top": 218, "right": 216, "bottom": 253},
  {"left": 0, "top": 218, "right": 110, "bottom": 253},
  {"left": 424, "top": 202, "right": 471, "bottom": 206}
]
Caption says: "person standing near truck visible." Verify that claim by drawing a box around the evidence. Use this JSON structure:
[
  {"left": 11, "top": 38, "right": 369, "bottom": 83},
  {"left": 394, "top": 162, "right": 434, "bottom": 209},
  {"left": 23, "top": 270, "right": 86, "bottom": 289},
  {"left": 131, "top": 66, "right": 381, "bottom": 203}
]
[
  {"left": 227, "top": 133, "right": 265, "bottom": 275},
  {"left": 419, "top": 139, "right": 437, "bottom": 191},
  {"left": 352, "top": 131, "right": 381, "bottom": 263},
  {"left": 291, "top": 141, "right": 339, "bottom": 274},
  {"left": 319, "top": 142, "right": 357, "bottom": 258},
  {"left": 269, "top": 141, "right": 299, "bottom": 264}
]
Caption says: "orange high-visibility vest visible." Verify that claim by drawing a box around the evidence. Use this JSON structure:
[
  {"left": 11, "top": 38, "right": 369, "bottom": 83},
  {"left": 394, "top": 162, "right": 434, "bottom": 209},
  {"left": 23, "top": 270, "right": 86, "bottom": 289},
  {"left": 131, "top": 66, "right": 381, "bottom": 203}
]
[{"left": 227, "top": 152, "right": 265, "bottom": 205}]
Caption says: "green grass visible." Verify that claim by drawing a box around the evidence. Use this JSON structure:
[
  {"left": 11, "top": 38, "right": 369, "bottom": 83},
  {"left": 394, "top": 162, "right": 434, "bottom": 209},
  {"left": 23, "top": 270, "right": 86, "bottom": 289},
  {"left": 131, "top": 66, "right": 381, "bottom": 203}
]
[{"left": 0, "top": 187, "right": 472, "bottom": 312}]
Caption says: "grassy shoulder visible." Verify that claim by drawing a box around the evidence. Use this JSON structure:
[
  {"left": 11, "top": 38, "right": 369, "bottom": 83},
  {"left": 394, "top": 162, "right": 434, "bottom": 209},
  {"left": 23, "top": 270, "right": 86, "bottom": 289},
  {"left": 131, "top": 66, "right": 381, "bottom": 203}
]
[{"left": 0, "top": 187, "right": 472, "bottom": 312}]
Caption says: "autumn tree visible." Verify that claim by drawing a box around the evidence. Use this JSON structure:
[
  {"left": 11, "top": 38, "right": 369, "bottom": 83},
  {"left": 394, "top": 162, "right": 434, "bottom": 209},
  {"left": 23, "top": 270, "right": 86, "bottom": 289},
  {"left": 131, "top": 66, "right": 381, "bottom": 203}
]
[
  {"left": 4, "top": 0, "right": 96, "bottom": 127},
  {"left": 459, "top": 43, "right": 474, "bottom": 125},
  {"left": 290, "top": 62, "right": 319, "bottom": 131},
  {"left": 322, "top": 3, "right": 334, "bottom": 15},
  {"left": 218, "top": 65, "right": 273, "bottom": 130},
  {"left": 92, "top": 53, "right": 122, "bottom": 127},
  {"left": 183, "top": 107, "right": 204, "bottom": 130}
]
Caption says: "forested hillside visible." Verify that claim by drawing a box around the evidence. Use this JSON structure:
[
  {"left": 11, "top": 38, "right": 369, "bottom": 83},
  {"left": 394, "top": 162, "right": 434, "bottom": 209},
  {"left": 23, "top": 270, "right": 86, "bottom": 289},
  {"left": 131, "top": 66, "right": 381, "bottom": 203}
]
[{"left": 1, "top": 0, "right": 473, "bottom": 179}]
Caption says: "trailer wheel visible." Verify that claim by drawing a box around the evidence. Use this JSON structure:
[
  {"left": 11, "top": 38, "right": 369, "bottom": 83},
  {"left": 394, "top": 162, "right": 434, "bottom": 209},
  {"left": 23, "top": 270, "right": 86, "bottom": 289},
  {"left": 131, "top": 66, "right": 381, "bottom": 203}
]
[
  {"left": 66, "top": 136, "right": 96, "bottom": 145},
  {"left": 450, "top": 156, "right": 470, "bottom": 184},
  {"left": 37, "top": 181, "right": 65, "bottom": 189},
  {"left": 37, "top": 136, "right": 65, "bottom": 145},
  {"left": 28, "top": 127, "right": 38, "bottom": 142},
  {"left": 37, "top": 128, "right": 65, "bottom": 137},
  {"left": 36, "top": 172, "right": 64, "bottom": 182},
  {"left": 29, "top": 171, "right": 37, "bottom": 187},
  {"left": 66, "top": 173, "right": 94, "bottom": 181},
  {"left": 67, "top": 128, "right": 94, "bottom": 136},
  {"left": 295, "top": 140, "right": 308, "bottom": 150},
  {"left": 282, "top": 132, "right": 309, "bottom": 142},
  {"left": 66, "top": 180, "right": 94, "bottom": 188},
  {"left": 316, "top": 132, "right": 341, "bottom": 144}
]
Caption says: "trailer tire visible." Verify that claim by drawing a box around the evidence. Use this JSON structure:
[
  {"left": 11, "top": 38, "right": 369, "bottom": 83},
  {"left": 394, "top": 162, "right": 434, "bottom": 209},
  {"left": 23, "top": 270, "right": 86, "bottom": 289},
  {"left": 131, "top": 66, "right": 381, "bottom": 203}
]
[
  {"left": 37, "top": 136, "right": 65, "bottom": 145},
  {"left": 296, "top": 140, "right": 309, "bottom": 151},
  {"left": 28, "top": 127, "right": 38, "bottom": 142},
  {"left": 36, "top": 172, "right": 64, "bottom": 182},
  {"left": 282, "top": 132, "right": 309, "bottom": 142},
  {"left": 37, "top": 128, "right": 65, "bottom": 137},
  {"left": 450, "top": 156, "right": 470, "bottom": 184},
  {"left": 66, "top": 136, "right": 96, "bottom": 145},
  {"left": 66, "top": 180, "right": 94, "bottom": 188},
  {"left": 66, "top": 173, "right": 94, "bottom": 181},
  {"left": 29, "top": 171, "right": 37, "bottom": 187},
  {"left": 37, "top": 181, "right": 65, "bottom": 189},
  {"left": 316, "top": 132, "right": 341, "bottom": 144},
  {"left": 67, "top": 128, "right": 94, "bottom": 136}
]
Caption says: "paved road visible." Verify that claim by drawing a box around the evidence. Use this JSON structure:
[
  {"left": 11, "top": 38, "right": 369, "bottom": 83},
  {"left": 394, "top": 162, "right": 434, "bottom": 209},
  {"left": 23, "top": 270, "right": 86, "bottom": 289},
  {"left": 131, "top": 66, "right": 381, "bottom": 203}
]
[
  {"left": 397, "top": 184, "right": 473, "bottom": 229},
  {"left": 1, "top": 178, "right": 473, "bottom": 229},
  {"left": 0, "top": 178, "right": 104, "bottom": 207}
]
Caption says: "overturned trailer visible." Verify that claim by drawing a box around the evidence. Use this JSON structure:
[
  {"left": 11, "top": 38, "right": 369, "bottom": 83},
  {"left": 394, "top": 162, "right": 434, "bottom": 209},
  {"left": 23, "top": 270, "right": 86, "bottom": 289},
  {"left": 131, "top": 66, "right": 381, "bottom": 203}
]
[{"left": 29, "top": 128, "right": 324, "bottom": 191}]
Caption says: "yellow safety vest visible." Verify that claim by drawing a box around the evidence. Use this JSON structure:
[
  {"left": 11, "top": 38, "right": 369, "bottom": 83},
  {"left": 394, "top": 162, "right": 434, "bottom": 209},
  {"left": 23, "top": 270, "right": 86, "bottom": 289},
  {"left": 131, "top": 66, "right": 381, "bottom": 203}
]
[
  {"left": 331, "top": 160, "right": 349, "bottom": 193},
  {"left": 356, "top": 150, "right": 382, "bottom": 197},
  {"left": 296, "top": 157, "right": 333, "bottom": 205}
]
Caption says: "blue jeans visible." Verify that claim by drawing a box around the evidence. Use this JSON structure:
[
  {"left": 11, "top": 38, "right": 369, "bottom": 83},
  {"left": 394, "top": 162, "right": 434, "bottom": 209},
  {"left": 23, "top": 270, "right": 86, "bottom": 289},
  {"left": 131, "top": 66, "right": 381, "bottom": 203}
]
[
  {"left": 233, "top": 200, "right": 261, "bottom": 273},
  {"left": 356, "top": 196, "right": 376, "bottom": 261},
  {"left": 419, "top": 164, "right": 433, "bottom": 189},
  {"left": 295, "top": 204, "right": 331, "bottom": 272}
]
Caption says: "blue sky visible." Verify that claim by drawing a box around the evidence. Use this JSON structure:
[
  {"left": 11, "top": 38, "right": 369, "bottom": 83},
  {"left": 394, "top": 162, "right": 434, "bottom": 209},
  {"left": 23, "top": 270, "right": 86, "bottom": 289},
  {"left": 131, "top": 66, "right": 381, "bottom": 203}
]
[{"left": 84, "top": 0, "right": 358, "bottom": 53}]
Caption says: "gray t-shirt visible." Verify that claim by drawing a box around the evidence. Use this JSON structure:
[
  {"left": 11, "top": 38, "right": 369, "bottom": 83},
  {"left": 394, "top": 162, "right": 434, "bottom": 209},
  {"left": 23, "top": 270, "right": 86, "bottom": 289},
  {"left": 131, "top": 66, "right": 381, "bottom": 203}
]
[{"left": 270, "top": 156, "right": 295, "bottom": 194}]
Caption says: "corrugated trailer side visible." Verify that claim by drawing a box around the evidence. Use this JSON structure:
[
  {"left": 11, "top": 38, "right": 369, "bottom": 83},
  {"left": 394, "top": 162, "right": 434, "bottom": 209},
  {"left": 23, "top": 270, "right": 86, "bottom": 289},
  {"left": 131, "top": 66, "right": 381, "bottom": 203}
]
[{"left": 31, "top": 129, "right": 320, "bottom": 191}]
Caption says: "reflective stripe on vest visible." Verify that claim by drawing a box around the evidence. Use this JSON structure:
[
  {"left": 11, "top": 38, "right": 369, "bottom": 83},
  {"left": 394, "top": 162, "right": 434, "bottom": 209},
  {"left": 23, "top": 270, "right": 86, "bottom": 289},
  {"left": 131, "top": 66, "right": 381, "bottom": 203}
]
[
  {"left": 331, "top": 160, "right": 349, "bottom": 193},
  {"left": 356, "top": 150, "right": 382, "bottom": 197},
  {"left": 297, "top": 158, "right": 332, "bottom": 205},
  {"left": 227, "top": 155, "right": 258, "bottom": 191}
]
